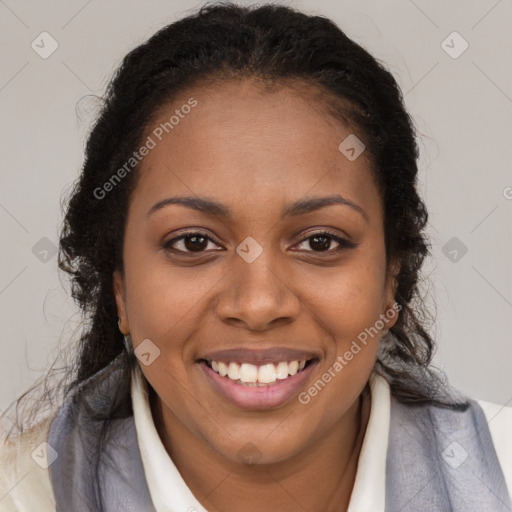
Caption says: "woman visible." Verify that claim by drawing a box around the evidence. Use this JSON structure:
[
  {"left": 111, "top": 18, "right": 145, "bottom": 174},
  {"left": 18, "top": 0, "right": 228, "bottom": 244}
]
[{"left": 1, "top": 3, "right": 510, "bottom": 511}]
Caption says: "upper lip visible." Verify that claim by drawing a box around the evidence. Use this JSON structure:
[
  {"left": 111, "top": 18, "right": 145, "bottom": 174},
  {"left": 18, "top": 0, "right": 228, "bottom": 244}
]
[{"left": 198, "top": 347, "right": 320, "bottom": 365}]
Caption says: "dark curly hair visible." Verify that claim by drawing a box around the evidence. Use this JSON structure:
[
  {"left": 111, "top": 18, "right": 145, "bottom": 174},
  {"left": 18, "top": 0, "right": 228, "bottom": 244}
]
[{"left": 4, "top": 1, "right": 468, "bottom": 439}]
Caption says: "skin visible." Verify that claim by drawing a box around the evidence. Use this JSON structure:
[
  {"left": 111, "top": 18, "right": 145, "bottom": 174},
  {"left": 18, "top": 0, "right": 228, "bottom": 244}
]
[{"left": 114, "top": 78, "right": 399, "bottom": 512}]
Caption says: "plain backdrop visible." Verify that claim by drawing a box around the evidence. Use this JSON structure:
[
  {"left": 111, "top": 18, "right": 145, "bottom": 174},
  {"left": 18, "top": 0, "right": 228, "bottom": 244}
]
[{"left": 0, "top": 0, "right": 511, "bottom": 418}]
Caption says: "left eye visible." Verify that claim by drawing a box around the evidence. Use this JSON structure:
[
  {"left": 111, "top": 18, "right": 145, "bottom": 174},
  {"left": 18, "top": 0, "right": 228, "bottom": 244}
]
[{"left": 294, "top": 232, "right": 350, "bottom": 253}]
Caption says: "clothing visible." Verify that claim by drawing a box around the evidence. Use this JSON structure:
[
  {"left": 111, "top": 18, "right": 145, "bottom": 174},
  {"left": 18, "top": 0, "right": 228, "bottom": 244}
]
[{"left": 1, "top": 354, "right": 511, "bottom": 511}]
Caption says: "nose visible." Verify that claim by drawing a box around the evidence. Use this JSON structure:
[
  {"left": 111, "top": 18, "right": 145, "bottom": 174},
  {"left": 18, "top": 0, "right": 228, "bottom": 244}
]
[{"left": 215, "top": 250, "right": 301, "bottom": 332}]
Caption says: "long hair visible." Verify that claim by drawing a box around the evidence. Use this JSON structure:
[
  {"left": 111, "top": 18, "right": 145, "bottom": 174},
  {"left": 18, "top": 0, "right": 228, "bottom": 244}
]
[{"left": 3, "top": 1, "right": 467, "bottom": 442}]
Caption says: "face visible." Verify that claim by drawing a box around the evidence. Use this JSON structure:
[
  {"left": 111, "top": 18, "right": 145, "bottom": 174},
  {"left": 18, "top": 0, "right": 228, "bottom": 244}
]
[{"left": 114, "top": 78, "right": 399, "bottom": 465}]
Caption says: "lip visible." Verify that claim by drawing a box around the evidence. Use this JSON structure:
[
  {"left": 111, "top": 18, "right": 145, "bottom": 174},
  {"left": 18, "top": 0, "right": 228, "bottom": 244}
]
[
  {"left": 198, "top": 358, "right": 319, "bottom": 410},
  {"left": 198, "top": 346, "right": 320, "bottom": 365}
]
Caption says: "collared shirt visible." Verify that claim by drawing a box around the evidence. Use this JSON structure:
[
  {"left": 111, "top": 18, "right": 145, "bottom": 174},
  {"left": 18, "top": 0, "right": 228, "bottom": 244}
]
[
  {"left": 130, "top": 364, "right": 512, "bottom": 512},
  {"left": 1, "top": 365, "right": 511, "bottom": 511}
]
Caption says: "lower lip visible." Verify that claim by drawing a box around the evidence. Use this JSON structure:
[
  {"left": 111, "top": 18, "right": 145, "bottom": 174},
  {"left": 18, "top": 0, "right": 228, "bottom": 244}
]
[{"left": 198, "top": 360, "right": 318, "bottom": 410}]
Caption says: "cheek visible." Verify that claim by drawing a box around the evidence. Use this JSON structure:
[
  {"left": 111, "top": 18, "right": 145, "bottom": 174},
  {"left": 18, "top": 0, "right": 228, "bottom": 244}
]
[
  {"left": 299, "top": 255, "right": 387, "bottom": 346},
  {"left": 123, "top": 254, "right": 254, "bottom": 384},
  {"left": 295, "top": 258, "right": 386, "bottom": 430}
]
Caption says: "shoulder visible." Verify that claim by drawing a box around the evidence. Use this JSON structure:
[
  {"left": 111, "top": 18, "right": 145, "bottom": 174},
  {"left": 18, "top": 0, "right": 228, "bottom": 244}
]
[
  {"left": 0, "top": 417, "right": 56, "bottom": 512},
  {"left": 477, "top": 398, "right": 512, "bottom": 496},
  {"left": 477, "top": 397, "right": 512, "bottom": 429}
]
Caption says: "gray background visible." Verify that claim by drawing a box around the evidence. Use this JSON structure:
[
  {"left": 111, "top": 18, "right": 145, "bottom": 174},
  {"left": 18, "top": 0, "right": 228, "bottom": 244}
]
[{"left": 0, "top": 0, "right": 511, "bottom": 417}]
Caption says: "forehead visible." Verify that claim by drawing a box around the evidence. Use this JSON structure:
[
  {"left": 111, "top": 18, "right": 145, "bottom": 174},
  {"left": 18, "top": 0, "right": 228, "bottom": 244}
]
[{"left": 131, "top": 79, "right": 380, "bottom": 222}]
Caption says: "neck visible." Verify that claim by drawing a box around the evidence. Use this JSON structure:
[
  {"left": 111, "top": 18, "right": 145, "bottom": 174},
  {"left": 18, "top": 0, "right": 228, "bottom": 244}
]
[{"left": 150, "top": 383, "right": 371, "bottom": 512}]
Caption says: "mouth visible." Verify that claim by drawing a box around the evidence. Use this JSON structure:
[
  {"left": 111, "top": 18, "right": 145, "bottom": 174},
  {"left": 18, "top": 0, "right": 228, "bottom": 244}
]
[
  {"left": 197, "top": 355, "right": 319, "bottom": 410},
  {"left": 201, "top": 358, "right": 315, "bottom": 386}
]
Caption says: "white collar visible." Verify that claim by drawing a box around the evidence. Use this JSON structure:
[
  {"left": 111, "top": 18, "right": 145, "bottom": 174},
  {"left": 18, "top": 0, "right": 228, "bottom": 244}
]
[
  {"left": 131, "top": 364, "right": 390, "bottom": 512},
  {"left": 347, "top": 371, "right": 390, "bottom": 512}
]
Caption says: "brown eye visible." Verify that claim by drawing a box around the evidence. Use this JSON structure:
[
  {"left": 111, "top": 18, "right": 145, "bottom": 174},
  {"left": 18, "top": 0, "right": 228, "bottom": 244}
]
[
  {"left": 294, "top": 231, "right": 354, "bottom": 253},
  {"left": 309, "top": 234, "right": 333, "bottom": 252},
  {"left": 163, "top": 232, "right": 222, "bottom": 253}
]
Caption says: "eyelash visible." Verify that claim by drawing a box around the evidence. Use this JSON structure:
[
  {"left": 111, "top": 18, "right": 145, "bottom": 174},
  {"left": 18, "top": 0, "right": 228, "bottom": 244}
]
[{"left": 162, "top": 230, "right": 355, "bottom": 255}]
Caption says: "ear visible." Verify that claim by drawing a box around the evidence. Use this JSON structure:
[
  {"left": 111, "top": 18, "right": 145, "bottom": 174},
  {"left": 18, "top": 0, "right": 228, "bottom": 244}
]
[
  {"left": 382, "top": 259, "right": 401, "bottom": 330},
  {"left": 113, "top": 269, "right": 129, "bottom": 334}
]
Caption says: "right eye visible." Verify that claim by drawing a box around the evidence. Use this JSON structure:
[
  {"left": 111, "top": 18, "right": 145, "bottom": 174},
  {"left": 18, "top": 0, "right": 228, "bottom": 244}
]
[{"left": 163, "top": 231, "right": 224, "bottom": 254}]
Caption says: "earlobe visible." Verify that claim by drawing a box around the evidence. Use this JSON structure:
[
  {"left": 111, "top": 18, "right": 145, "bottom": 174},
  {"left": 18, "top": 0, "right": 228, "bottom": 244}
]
[
  {"left": 387, "top": 259, "right": 401, "bottom": 298},
  {"left": 383, "top": 259, "right": 401, "bottom": 329},
  {"left": 113, "top": 270, "right": 129, "bottom": 334}
]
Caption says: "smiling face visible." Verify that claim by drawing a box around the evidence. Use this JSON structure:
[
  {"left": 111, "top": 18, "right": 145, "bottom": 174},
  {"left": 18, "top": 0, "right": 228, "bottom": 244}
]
[{"left": 113, "top": 78, "right": 399, "bottom": 466}]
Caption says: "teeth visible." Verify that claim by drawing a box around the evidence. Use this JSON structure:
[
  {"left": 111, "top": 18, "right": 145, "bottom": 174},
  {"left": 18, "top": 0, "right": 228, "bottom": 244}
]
[
  {"left": 208, "top": 359, "right": 309, "bottom": 384},
  {"left": 218, "top": 361, "right": 228, "bottom": 377},
  {"left": 276, "top": 362, "right": 289, "bottom": 380},
  {"left": 288, "top": 360, "right": 299, "bottom": 376},
  {"left": 227, "top": 362, "right": 240, "bottom": 381},
  {"left": 239, "top": 363, "right": 258, "bottom": 383},
  {"left": 258, "top": 364, "right": 276, "bottom": 384}
]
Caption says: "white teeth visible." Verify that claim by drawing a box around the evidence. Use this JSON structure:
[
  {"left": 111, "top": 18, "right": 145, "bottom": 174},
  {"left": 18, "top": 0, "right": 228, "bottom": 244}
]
[
  {"left": 218, "top": 361, "right": 228, "bottom": 377},
  {"left": 288, "top": 361, "right": 299, "bottom": 376},
  {"left": 209, "top": 359, "right": 309, "bottom": 384},
  {"left": 275, "top": 362, "right": 289, "bottom": 380},
  {"left": 227, "top": 362, "right": 240, "bottom": 380},
  {"left": 258, "top": 364, "right": 276, "bottom": 383},
  {"left": 239, "top": 363, "right": 258, "bottom": 383}
]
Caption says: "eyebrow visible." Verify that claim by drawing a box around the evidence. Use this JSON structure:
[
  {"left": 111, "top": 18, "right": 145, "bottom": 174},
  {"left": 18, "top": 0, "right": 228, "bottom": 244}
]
[{"left": 147, "top": 194, "right": 368, "bottom": 222}]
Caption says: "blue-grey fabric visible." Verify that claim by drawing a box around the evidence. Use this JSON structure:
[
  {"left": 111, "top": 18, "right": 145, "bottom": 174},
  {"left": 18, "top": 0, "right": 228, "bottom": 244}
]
[
  {"left": 48, "top": 353, "right": 511, "bottom": 511},
  {"left": 386, "top": 393, "right": 512, "bottom": 511},
  {"left": 48, "top": 353, "right": 157, "bottom": 511}
]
